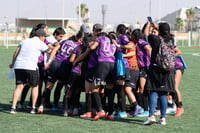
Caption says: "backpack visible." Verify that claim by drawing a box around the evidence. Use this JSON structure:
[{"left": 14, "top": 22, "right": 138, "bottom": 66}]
[{"left": 156, "top": 36, "right": 176, "bottom": 71}]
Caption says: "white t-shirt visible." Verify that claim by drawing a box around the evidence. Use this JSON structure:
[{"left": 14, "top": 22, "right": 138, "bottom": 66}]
[
  {"left": 14, "top": 37, "right": 49, "bottom": 70},
  {"left": 45, "top": 35, "right": 58, "bottom": 46}
]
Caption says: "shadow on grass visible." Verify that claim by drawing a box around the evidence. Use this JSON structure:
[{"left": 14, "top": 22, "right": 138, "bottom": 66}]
[{"left": 0, "top": 101, "right": 145, "bottom": 125}]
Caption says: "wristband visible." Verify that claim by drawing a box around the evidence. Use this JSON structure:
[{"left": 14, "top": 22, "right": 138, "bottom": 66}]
[
  {"left": 48, "top": 59, "right": 52, "bottom": 63},
  {"left": 116, "top": 44, "right": 121, "bottom": 48}
]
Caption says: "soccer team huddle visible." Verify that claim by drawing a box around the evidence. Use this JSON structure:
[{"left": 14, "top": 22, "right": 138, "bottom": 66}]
[{"left": 9, "top": 20, "right": 186, "bottom": 126}]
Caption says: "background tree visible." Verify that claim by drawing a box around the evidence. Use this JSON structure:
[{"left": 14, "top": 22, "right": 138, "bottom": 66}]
[
  {"left": 186, "top": 8, "right": 195, "bottom": 31},
  {"left": 76, "top": 3, "right": 90, "bottom": 23},
  {"left": 176, "top": 17, "right": 184, "bottom": 31}
]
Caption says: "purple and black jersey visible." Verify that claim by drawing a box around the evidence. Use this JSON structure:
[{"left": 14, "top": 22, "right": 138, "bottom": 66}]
[
  {"left": 72, "top": 44, "right": 82, "bottom": 74},
  {"left": 38, "top": 39, "right": 49, "bottom": 64},
  {"left": 136, "top": 39, "right": 151, "bottom": 68},
  {"left": 117, "top": 34, "right": 130, "bottom": 68},
  {"left": 117, "top": 34, "right": 129, "bottom": 53},
  {"left": 96, "top": 36, "right": 116, "bottom": 63},
  {"left": 55, "top": 40, "right": 80, "bottom": 63}
]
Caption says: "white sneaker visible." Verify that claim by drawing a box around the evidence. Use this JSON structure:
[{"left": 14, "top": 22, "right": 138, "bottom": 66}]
[
  {"left": 144, "top": 115, "right": 156, "bottom": 125},
  {"left": 157, "top": 117, "right": 166, "bottom": 125},
  {"left": 37, "top": 106, "right": 44, "bottom": 114},
  {"left": 10, "top": 108, "right": 17, "bottom": 114}
]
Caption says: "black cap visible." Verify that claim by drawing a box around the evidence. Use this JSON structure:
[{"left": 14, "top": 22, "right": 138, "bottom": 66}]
[
  {"left": 93, "top": 24, "right": 103, "bottom": 31},
  {"left": 35, "top": 29, "right": 48, "bottom": 37}
]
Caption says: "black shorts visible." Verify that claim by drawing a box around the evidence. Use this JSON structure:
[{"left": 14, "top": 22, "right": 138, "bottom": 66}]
[
  {"left": 47, "top": 60, "right": 72, "bottom": 84},
  {"left": 94, "top": 62, "right": 116, "bottom": 85},
  {"left": 125, "top": 70, "right": 139, "bottom": 89},
  {"left": 15, "top": 69, "right": 39, "bottom": 87},
  {"left": 139, "top": 67, "right": 149, "bottom": 79},
  {"left": 85, "top": 67, "right": 96, "bottom": 83},
  {"left": 175, "top": 67, "right": 184, "bottom": 75},
  {"left": 38, "top": 63, "right": 47, "bottom": 82},
  {"left": 67, "top": 72, "right": 84, "bottom": 91},
  {"left": 116, "top": 68, "right": 131, "bottom": 81}
]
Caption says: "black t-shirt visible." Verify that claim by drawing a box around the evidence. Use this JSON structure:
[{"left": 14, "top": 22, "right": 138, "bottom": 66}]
[{"left": 147, "top": 35, "right": 161, "bottom": 64}]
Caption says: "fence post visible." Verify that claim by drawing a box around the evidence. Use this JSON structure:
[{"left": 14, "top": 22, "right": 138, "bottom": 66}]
[{"left": 188, "top": 31, "right": 191, "bottom": 47}]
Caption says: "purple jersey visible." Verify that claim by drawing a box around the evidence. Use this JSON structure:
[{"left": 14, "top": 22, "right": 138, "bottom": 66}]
[
  {"left": 88, "top": 49, "right": 98, "bottom": 69},
  {"left": 55, "top": 40, "right": 80, "bottom": 63},
  {"left": 175, "top": 56, "right": 183, "bottom": 68},
  {"left": 38, "top": 39, "right": 49, "bottom": 64},
  {"left": 96, "top": 36, "right": 116, "bottom": 63},
  {"left": 72, "top": 44, "right": 81, "bottom": 74},
  {"left": 136, "top": 39, "right": 151, "bottom": 68},
  {"left": 117, "top": 34, "right": 130, "bottom": 68}
]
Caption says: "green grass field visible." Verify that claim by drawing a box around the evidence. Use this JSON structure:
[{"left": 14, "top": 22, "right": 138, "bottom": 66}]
[{"left": 0, "top": 46, "right": 200, "bottom": 133}]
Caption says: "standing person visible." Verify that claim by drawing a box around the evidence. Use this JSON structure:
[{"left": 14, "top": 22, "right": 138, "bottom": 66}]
[
  {"left": 18, "top": 23, "right": 49, "bottom": 109},
  {"left": 143, "top": 21, "right": 175, "bottom": 125},
  {"left": 113, "top": 24, "right": 132, "bottom": 119},
  {"left": 123, "top": 33, "right": 144, "bottom": 116},
  {"left": 9, "top": 29, "right": 52, "bottom": 114},
  {"left": 38, "top": 31, "right": 83, "bottom": 115},
  {"left": 132, "top": 29, "right": 152, "bottom": 117},
  {"left": 77, "top": 24, "right": 102, "bottom": 118},
  {"left": 74, "top": 31, "right": 117, "bottom": 121},
  {"left": 174, "top": 47, "right": 185, "bottom": 117}
]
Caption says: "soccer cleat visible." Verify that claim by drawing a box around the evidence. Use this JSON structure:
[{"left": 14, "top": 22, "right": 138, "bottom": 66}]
[
  {"left": 130, "top": 105, "right": 144, "bottom": 116},
  {"left": 72, "top": 108, "right": 79, "bottom": 115},
  {"left": 157, "top": 117, "right": 166, "bottom": 125},
  {"left": 93, "top": 111, "right": 106, "bottom": 121},
  {"left": 10, "top": 108, "right": 17, "bottom": 114},
  {"left": 144, "top": 115, "right": 156, "bottom": 125},
  {"left": 80, "top": 112, "right": 92, "bottom": 118},
  {"left": 106, "top": 113, "right": 115, "bottom": 120},
  {"left": 115, "top": 111, "right": 127, "bottom": 119},
  {"left": 30, "top": 108, "right": 36, "bottom": 114},
  {"left": 174, "top": 107, "right": 184, "bottom": 117},
  {"left": 63, "top": 111, "right": 68, "bottom": 117},
  {"left": 37, "top": 106, "right": 44, "bottom": 114},
  {"left": 166, "top": 107, "right": 176, "bottom": 114},
  {"left": 136, "top": 111, "right": 149, "bottom": 117},
  {"left": 18, "top": 103, "right": 25, "bottom": 110}
]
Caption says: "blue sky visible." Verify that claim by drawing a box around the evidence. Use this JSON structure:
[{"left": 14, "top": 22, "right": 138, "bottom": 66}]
[{"left": 0, "top": 0, "right": 199, "bottom": 25}]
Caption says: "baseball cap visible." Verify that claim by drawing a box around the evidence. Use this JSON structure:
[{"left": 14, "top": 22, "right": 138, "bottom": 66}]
[
  {"left": 80, "top": 24, "right": 91, "bottom": 33},
  {"left": 35, "top": 29, "right": 48, "bottom": 37},
  {"left": 93, "top": 24, "right": 103, "bottom": 31}
]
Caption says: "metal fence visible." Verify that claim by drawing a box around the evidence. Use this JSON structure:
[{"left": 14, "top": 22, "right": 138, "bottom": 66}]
[{"left": 0, "top": 30, "right": 200, "bottom": 48}]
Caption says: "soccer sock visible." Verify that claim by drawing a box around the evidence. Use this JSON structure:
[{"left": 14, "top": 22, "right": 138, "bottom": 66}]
[
  {"left": 45, "top": 89, "right": 51, "bottom": 106},
  {"left": 180, "top": 101, "right": 183, "bottom": 107},
  {"left": 115, "top": 85, "right": 126, "bottom": 112},
  {"left": 53, "top": 82, "right": 64, "bottom": 106},
  {"left": 134, "top": 91, "right": 143, "bottom": 107},
  {"left": 74, "top": 93, "right": 81, "bottom": 107},
  {"left": 107, "top": 89, "right": 114, "bottom": 115},
  {"left": 92, "top": 92, "right": 103, "bottom": 112},
  {"left": 86, "top": 93, "right": 92, "bottom": 112},
  {"left": 40, "top": 88, "right": 49, "bottom": 106},
  {"left": 100, "top": 92, "right": 106, "bottom": 111},
  {"left": 64, "top": 96, "right": 68, "bottom": 112},
  {"left": 174, "top": 92, "right": 181, "bottom": 108},
  {"left": 131, "top": 101, "right": 138, "bottom": 110},
  {"left": 20, "top": 85, "right": 30, "bottom": 105}
]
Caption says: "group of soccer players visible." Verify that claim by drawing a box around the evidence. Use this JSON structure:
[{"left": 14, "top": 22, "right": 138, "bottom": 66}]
[{"left": 10, "top": 21, "right": 185, "bottom": 125}]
